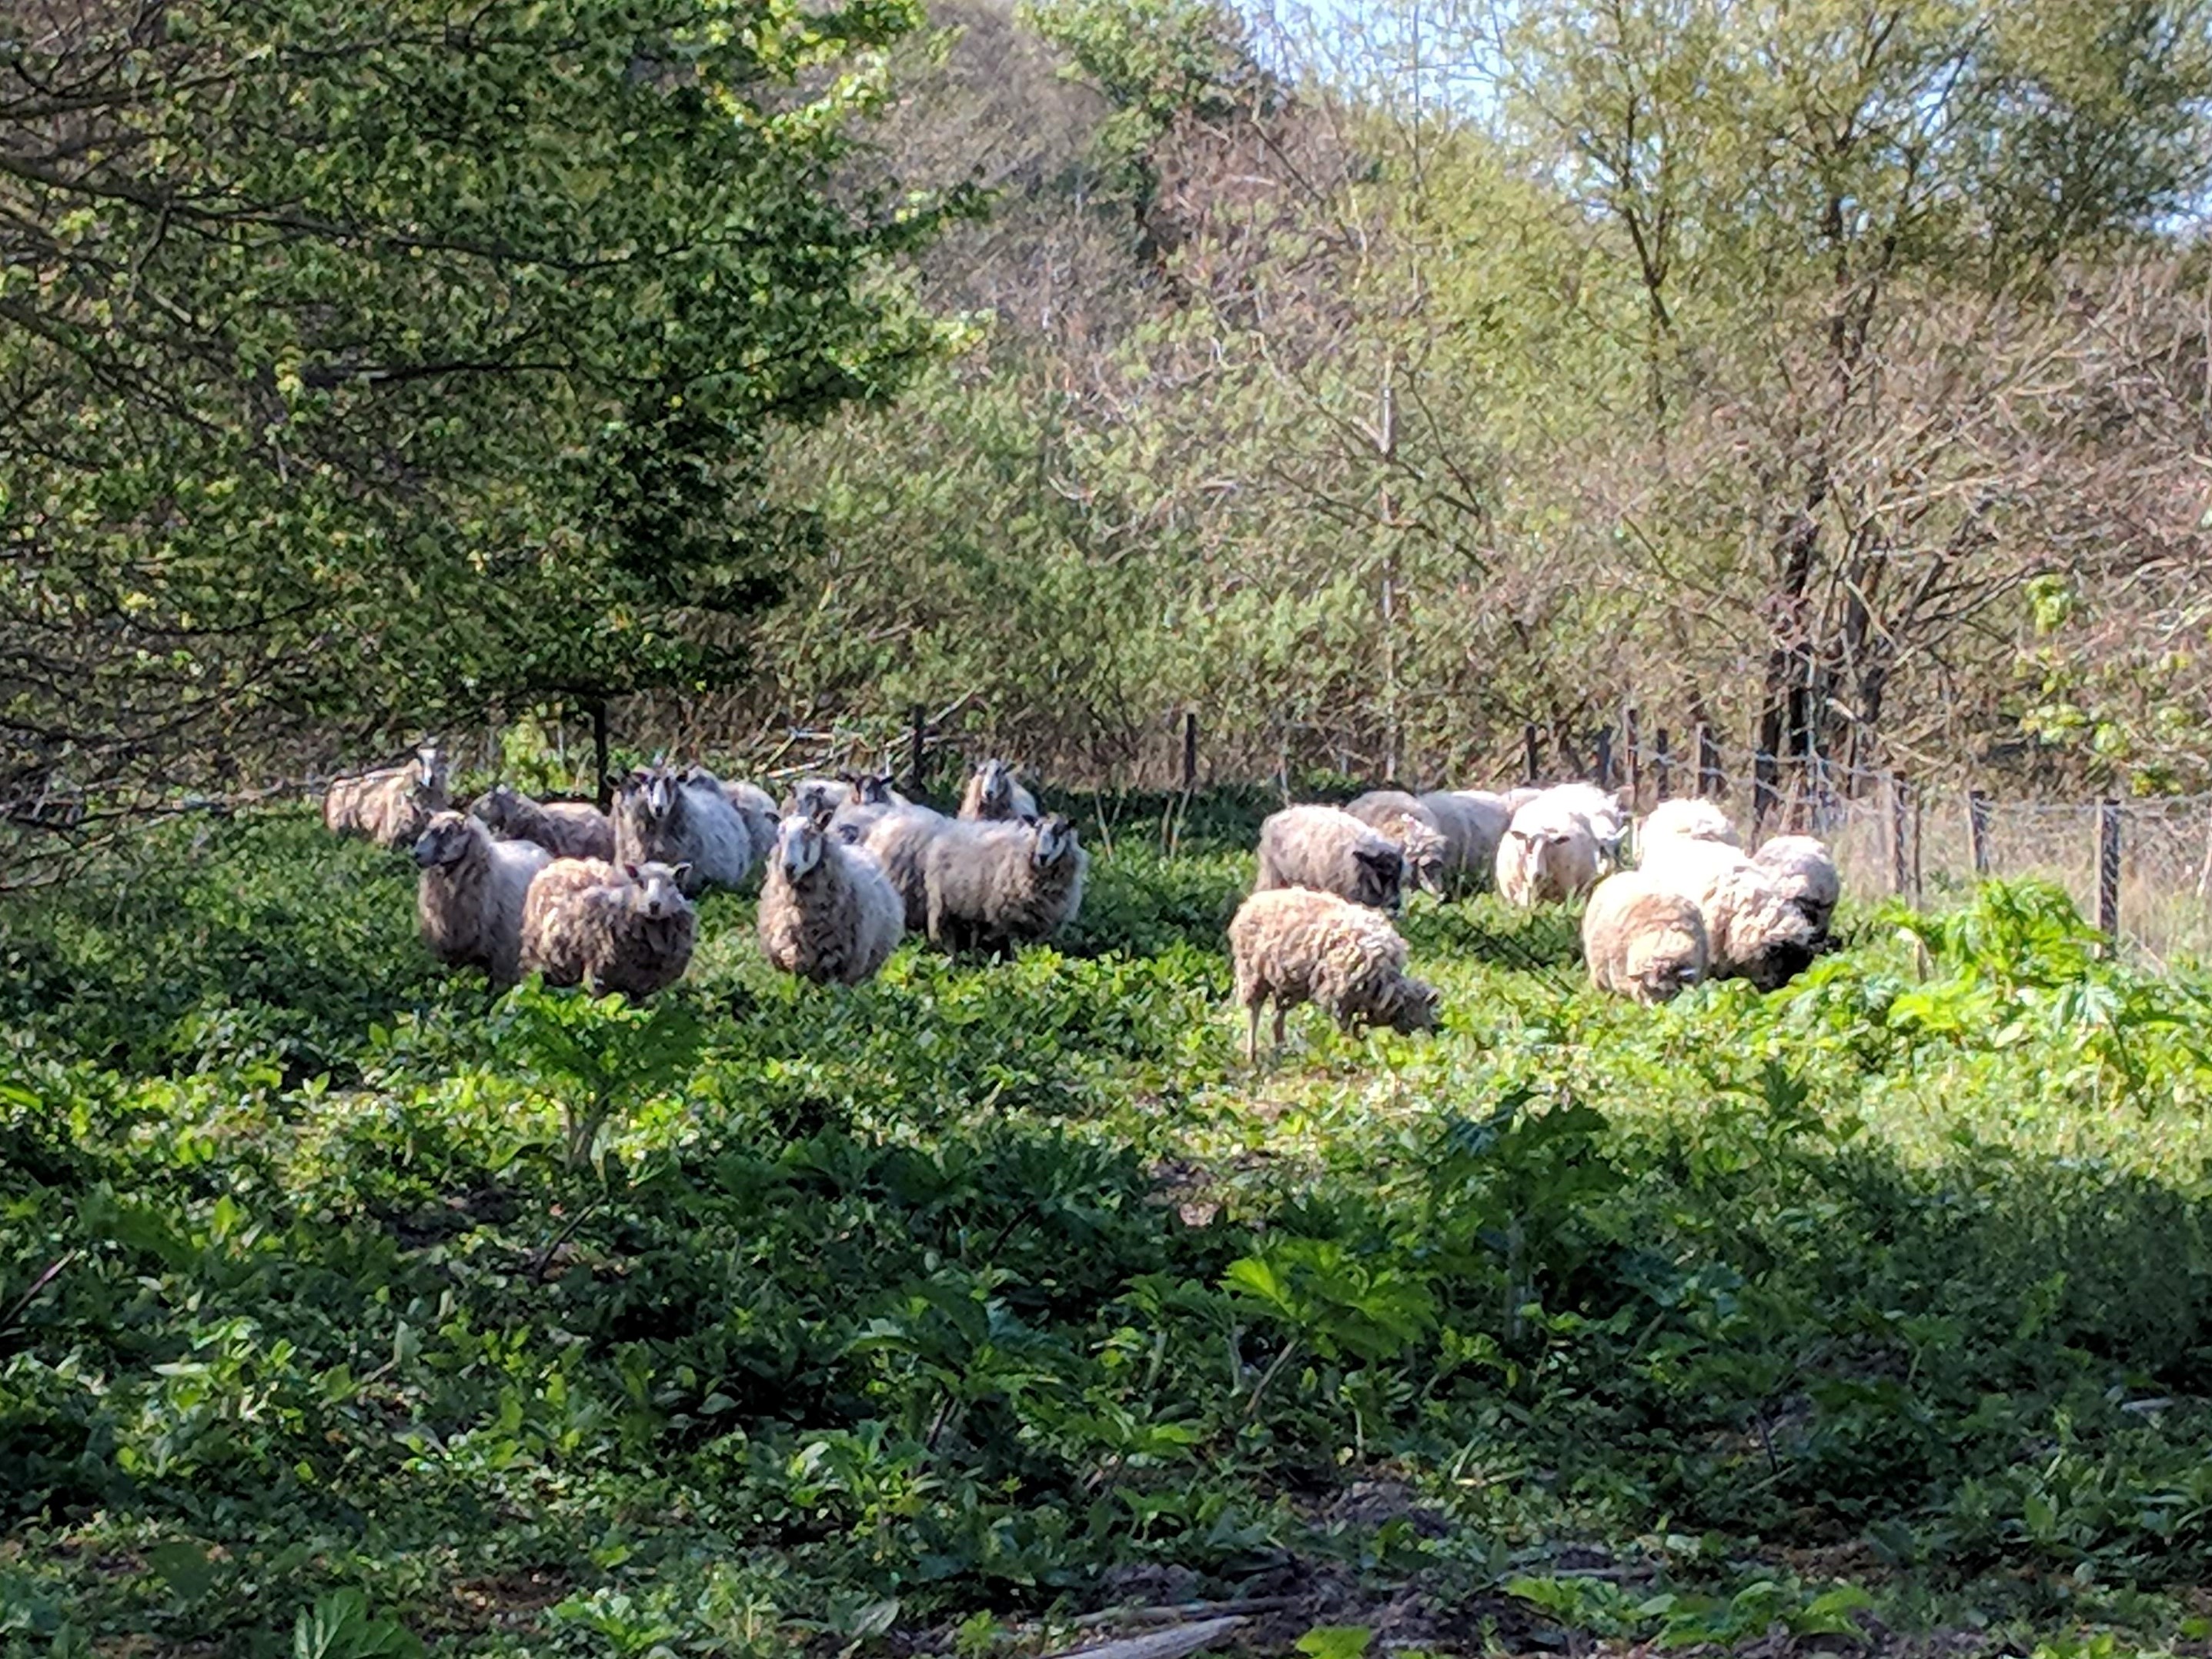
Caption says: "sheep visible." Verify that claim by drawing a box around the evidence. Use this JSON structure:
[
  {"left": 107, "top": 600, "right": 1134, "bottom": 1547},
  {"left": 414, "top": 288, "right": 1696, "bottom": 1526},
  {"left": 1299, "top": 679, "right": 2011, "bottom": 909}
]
[
  {"left": 757, "top": 813, "right": 907, "bottom": 985},
  {"left": 1752, "top": 834, "right": 1843, "bottom": 943},
  {"left": 411, "top": 809, "right": 552, "bottom": 986},
  {"left": 520, "top": 858, "right": 697, "bottom": 999},
  {"left": 1531, "top": 782, "right": 1629, "bottom": 865},
  {"left": 1253, "top": 805, "right": 1406, "bottom": 912},
  {"left": 613, "top": 765, "right": 756, "bottom": 896},
  {"left": 701, "top": 773, "right": 781, "bottom": 866},
  {"left": 1495, "top": 795, "right": 1603, "bottom": 906},
  {"left": 860, "top": 804, "right": 953, "bottom": 932},
  {"left": 1228, "top": 887, "right": 1438, "bottom": 1063},
  {"left": 1640, "top": 836, "right": 1819, "bottom": 991},
  {"left": 1344, "top": 790, "right": 1450, "bottom": 894},
  {"left": 1419, "top": 789, "right": 1515, "bottom": 894},
  {"left": 1636, "top": 797, "right": 1741, "bottom": 856},
  {"left": 922, "top": 813, "right": 1087, "bottom": 953},
  {"left": 326, "top": 741, "right": 449, "bottom": 849},
  {"left": 469, "top": 784, "right": 616, "bottom": 862},
  {"left": 784, "top": 773, "right": 906, "bottom": 819},
  {"left": 1582, "top": 870, "right": 1709, "bottom": 1004},
  {"left": 958, "top": 758, "right": 1039, "bottom": 822}
]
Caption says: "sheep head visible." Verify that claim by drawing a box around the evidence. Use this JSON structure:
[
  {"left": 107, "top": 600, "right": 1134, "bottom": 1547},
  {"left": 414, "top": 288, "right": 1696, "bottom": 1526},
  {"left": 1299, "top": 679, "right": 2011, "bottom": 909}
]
[
  {"left": 623, "top": 861, "right": 693, "bottom": 920},
  {"left": 1031, "top": 813, "right": 1079, "bottom": 869},
  {"left": 1352, "top": 845, "right": 1405, "bottom": 913},
  {"left": 412, "top": 810, "right": 480, "bottom": 870},
  {"left": 776, "top": 814, "right": 826, "bottom": 882},
  {"left": 469, "top": 785, "right": 518, "bottom": 830}
]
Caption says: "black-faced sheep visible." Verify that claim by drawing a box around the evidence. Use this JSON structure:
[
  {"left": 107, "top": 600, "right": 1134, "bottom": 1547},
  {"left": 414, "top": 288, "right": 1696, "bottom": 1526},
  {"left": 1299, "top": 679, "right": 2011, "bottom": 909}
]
[
  {"left": 613, "top": 766, "right": 756, "bottom": 896},
  {"left": 469, "top": 784, "right": 616, "bottom": 862},
  {"left": 1344, "top": 790, "right": 1449, "bottom": 894},
  {"left": 922, "top": 813, "right": 1087, "bottom": 953},
  {"left": 1253, "top": 805, "right": 1405, "bottom": 912},
  {"left": 326, "top": 742, "right": 450, "bottom": 849},
  {"left": 520, "top": 858, "right": 697, "bottom": 999},
  {"left": 412, "top": 809, "right": 552, "bottom": 986},
  {"left": 1639, "top": 836, "right": 1819, "bottom": 991},
  {"left": 957, "top": 758, "right": 1039, "bottom": 823},
  {"left": 1228, "top": 887, "right": 1438, "bottom": 1063},
  {"left": 1582, "top": 869, "right": 1709, "bottom": 1003},
  {"left": 757, "top": 813, "right": 906, "bottom": 985}
]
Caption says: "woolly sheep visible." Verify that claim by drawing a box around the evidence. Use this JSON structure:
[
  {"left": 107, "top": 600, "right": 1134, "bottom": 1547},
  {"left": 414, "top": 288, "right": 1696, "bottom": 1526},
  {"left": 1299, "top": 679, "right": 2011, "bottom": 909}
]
[
  {"left": 1752, "top": 834, "right": 1842, "bottom": 943},
  {"left": 1253, "top": 805, "right": 1405, "bottom": 913},
  {"left": 958, "top": 758, "right": 1039, "bottom": 823},
  {"left": 922, "top": 813, "right": 1087, "bottom": 952},
  {"left": 757, "top": 813, "right": 904, "bottom": 985},
  {"left": 326, "top": 741, "right": 449, "bottom": 850},
  {"left": 1582, "top": 870, "right": 1709, "bottom": 1004},
  {"left": 1637, "top": 797, "right": 1741, "bottom": 855},
  {"left": 1419, "top": 789, "right": 1515, "bottom": 894},
  {"left": 1532, "top": 782, "right": 1629, "bottom": 864},
  {"left": 1640, "top": 836, "right": 1819, "bottom": 991},
  {"left": 469, "top": 784, "right": 615, "bottom": 862},
  {"left": 613, "top": 766, "right": 756, "bottom": 896},
  {"left": 785, "top": 773, "right": 905, "bottom": 819},
  {"left": 1495, "top": 796, "right": 1603, "bottom": 906},
  {"left": 411, "top": 809, "right": 551, "bottom": 986},
  {"left": 701, "top": 772, "right": 780, "bottom": 866},
  {"left": 1344, "top": 790, "right": 1450, "bottom": 894},
  {"left": 860, "top": 804, "right": 953, "bottom": 932},
  {"left": 520, "top": 858, "right": 697, "bottom": 999},
  {"left": 1228, "top": 887, "right": 1438, "bottom": 1063}
]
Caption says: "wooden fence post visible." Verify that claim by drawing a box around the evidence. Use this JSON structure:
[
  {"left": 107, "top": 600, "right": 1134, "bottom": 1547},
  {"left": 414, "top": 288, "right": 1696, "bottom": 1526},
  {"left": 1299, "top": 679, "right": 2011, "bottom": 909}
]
[
  {"left": 908, "top": 703, "right": 927, "bottom": 799},
  {"left": 1654, "top": 728, "right": 1672, "bottom": 800},
  {"left": 2098, "top": 798, "right": 2122, "bottom": 943},
  {"left": 1967, "top": 789, "right": 1992, "bottom": 876},
  {"left": 1912, "top": 781, "right": 1925, "bottom": 903},
  {"left": 1624, "top": 706, "right": 1642, "bottom": 809},
  {"left": 1181, "top": 710, "right": 1198, "bottom": 795},
  {"left": 1887, "top": 772, "right": 1910, "bottom": 897},
  {"left": 1696, "top": 722, "right": 1722, "bottom": 799},
  {"left": 1523, "top": 723, "right": 1540, "bottom": 785},
  {"left": 1594, "top": 727, "right": 1614, "bottom": 790},
  {"left": 1752, "top": 750, "right": 1779, "bottom": 839}
]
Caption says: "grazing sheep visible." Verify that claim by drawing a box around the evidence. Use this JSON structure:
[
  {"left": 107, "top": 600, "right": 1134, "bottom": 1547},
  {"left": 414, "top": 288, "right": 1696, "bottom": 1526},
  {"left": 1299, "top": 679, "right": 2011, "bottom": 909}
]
[
  {"left": 1752, "top": 834, "right": 1842, "bottom": 942},
  {"left": 1228, "top": 887, "right": 1438, "bottom": 1063},
  {"left": 1582, "top": 870, "right": 1709, "bottom": 1004},
  {"left": 520, "top": 858, "right": 697, "bottom": 999},
  {"left": 326, "top": 742, "right": 449, "bottom": 849},
  {"left": 860, "top": 804, "right": 953, "bottom": 932},
  {"left": 412, "top": 809, "right": 551, "bottom": 986},
  {"left": 469, "top": 784, "right": 616, "bottom": 862},
  {"left": 958, "top": 758, "right": 1039, "bottom": 822},
  {"left": 1641, "top": 837, "right": 1819, "bottom": 991},
  {"left": 1344, "top": 790, "right": 1450, "bottom": 894},
  {"left": 613, "top": 766, "right": 756, "bottom": 896},
  {"left": 1495, "top": 796, "right": 1604, "bottom": 907},
  {"left": 1638, "top": 797, "right": 1741, "bottom": 855},
  {"left": 757, "top": 813, "right": 906, "bottom": 985},
  {"left": 1420, "top": 789, "right": 1515, "bottom": 894},
  {"left": 1253, "top": 805, "right": 1406, "bottom": 913},
  {"left": 922, "top": 813, "right": 1087, "bottom": 952},
  {"left": 1532, "top": 782, "right": 1629, "bottom": 865}
]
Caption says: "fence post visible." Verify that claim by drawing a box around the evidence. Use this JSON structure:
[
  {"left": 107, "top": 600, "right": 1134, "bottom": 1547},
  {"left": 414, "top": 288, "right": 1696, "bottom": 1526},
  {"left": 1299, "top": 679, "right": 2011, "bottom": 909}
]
[
  {"left": 1624, "top": 706, "right": 1641, "bottom": 808},
  {"left": 1886, "top": 773, "right": 1911, "bottom": 897},
  {"left": 590, "top": 699, "right": 611, "bottom": 813},
  {"left": 1181, "top": 710, "right": 1198, "bottom": 795},
  {"left": 908, "top": 703, "right": 927, "bottom": 799},
  {"left": 1523, "top": 723, "right": 1540, "bottom": 785},
  {"left": 1752, "top": 750, "right": 1779, "bottom": 839},
  {"left": 1594, "top": 727, "right": 1614, "bottom": 790},
  {"left": 1967, "top": 789, "right": 1992, "bottom": 876},
  {"left": 2098, "top": 798, "right": 2122, "bottom": 943},
  {"left": 1696, "top": 722, "right": 1721, "bottom": 799},
  {"left": 1654, "top": 728, "right": 1672, "bottom": 800},
  {"left": 1912, "top": 781, "right": 1925, "bottom": 903}
]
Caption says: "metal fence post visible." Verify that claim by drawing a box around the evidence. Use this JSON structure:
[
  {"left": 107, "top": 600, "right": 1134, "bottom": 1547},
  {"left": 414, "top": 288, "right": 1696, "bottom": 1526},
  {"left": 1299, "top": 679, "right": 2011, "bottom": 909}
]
[
  {"left": 1696, "top": 723, "right": 1722, "bottom": 799},
  {"left": 1967, "top": 789, "right": 1992, "bottom": 876},
  {"left": 1624, "top": 706, "right": 1642, "bottom": 808},
  {"left": 909, "top": 703, "right": 926, "bottom": 799},
  {"left": 1887, "top": 772, "right": 1910, "bottom": 897},
  {"left": 2099, "top": 798, "right": 2122, "bottom": 942},
  {"left": 1594, "top": 727, "right": 1614, "bottom": 789}
]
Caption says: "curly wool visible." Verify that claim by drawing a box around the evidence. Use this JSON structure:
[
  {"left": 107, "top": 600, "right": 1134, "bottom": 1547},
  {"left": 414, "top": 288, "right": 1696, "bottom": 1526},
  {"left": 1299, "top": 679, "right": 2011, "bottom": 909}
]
[
  {"left": 1531, "top": 782, "right": 1629, "bottom": 860},
  {"left": 520, "top": 859, "right": 697, "bottom": 999},
  {"left": 327, "top": 745, "right": 449, "bottom": 850},
  {"left": 1228, "top": 887, "right": 1438, "bottom": 1062},
  {"left": 859, "top": 805, "right": 951, "bottom": 932},
  {"left": 1344, "top": 790, "right": 1450, "bottom": 893},
  {"left": 1638, "top": 797, "right": 1741, "bottom": 855},
  {"left": 922, "top": 815, "right": 1087, "bottom": 952},
  {"left": 700, "top": 773, "right": 780, "bottom": 866},
  {"left": 413, "top": 810, "right": 551, "bottom": 986},
  {"left": 613, "top": 766, "right": 756, "bottom": 895},
  {"left": 1495, "top": 796, "right": 1603, "bottom": 906},
  {"left": 1582, "top": 870, "right": 1709, "bottom": 1004},
  {"left": 757, "top": 816, "right": 906, "bottom": 986},
  {"left": 1254, "top": 806, "right": 1405, "bottom": 911},
  {"left": 1751, "top": 834, "right": 1842, "bottom": 940},
  {"left": 469, "top": 785, "right": 614, "bottom": 861},
  {"left": 1640, "top": 836, "right": 1818, "bottom": 990}
]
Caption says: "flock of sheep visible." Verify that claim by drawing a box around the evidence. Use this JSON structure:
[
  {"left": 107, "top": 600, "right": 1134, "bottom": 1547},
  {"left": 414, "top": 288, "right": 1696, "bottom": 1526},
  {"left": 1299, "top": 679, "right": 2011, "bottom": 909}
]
[{"left": 322, "top": 745, "right": 1841, "bottom": 1063}]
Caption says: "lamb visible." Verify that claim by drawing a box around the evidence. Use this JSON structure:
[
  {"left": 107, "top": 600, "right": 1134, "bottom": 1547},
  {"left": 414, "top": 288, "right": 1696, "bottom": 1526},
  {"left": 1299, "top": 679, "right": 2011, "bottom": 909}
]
[
  {"left": 1638, "top": 797, "right": 1741, "bottom": 854},
  {"left": 1751, "top": 834, "right": 1843, "bottom": 943},
  {"left": 859, "top": 804, "right": 953, "bottom": 932},
  {"left": 1418, "top": 789, "right": 1515, "bottom": 894},
  {"left": 958, "top": 758, "right": 1039, "bottom": 822},
  {"left": 1344, "top": 791, "right": 1450, "bottom": 894},
  {"left": 1495, "top": 795, "right": 1603, "bottom": 906},
  {"left": 469, "top": 784, "right": 616, "bottom": 862},
  {"left": 1228, "top": 887, "right": 1439, "bottom": 1063},
  {"left": 1582, "top": 870, "right": 1709, "bottom": 1004},
  {"left": 1253, "top": 805, "right": 1406, "bottom": 912},
  {"left": 757, "top": 813, "right": 907, "bottom": 985},
  {"left": 1530, "top": 782, "right": 1629, "bottom": 865},
  {"left": 520, "top": 858, "right": 697, "bottom": 999},
  {"left": 922, "top": 813, "right": 1088, "bottom": 952},
  {"left": 326, "top": 741, "right": 449, "bottom": 849},
  {"left": 1639, "top": 836, "right": 1819, "bottom": 991},
  {"left": 411, "top": 809, "right": 552, "bottom": 986},
  {"left": 613, "top": 766, "right": 757, "bottom": 896}
]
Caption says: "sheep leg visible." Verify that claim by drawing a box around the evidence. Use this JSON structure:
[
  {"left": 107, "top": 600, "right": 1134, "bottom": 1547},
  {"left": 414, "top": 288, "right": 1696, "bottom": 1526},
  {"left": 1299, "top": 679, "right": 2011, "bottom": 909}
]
[
  {"left": 1244, "top": 1000, "right": 1261, "bottom": 1066},
  {"left": 1270, "top": 1003, "right": 1287, "bottom": 1056}
]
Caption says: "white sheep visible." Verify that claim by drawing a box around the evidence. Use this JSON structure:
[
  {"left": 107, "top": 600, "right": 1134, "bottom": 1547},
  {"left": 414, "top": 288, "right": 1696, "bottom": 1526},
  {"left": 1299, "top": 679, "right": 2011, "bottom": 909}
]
[
  {"left": 1640, "top": 836, "right": 1819, "bottom": 991},
  {"left": 1228, "top": 887, "right": 1439, "bottom": 1063},
  {"left": 958, "top": 758, "right": 1039, "bottom": 822},
  {"left": 412, "top": 809, "right": 552, "bottom": 986},
  {"left": 1531, "top": 782, "right": 1629, "bottom": 865},
  {"left": 860, "top": 804, "right": 953, "bottom": 932},
  {"left": 469, "top": 784, "right": 615, "bottom": 862},
  {"left": 1419, "top": 789, "right": 1515, "bottom": 894},
  {"left": 757, "top": 813, "right": 905, "bottom": 985},
  {"left": 613, "top": 766, "right": 756, "bottom": 896},
  {"left": 1752, "top": 834, "right": 1842, "bottom": 943},
  {"left": 1344, "top": 790, "right": 1450, "bottom": 894},
  {"left": 922, "top": 813, "right": 1087, "bottom": 952},
  {"left": 1253, "top": 805, "right": 1406, "bottom": 912},
  {"left": 701, "top": 772, "right": 781, "bottom": 866},
  {"left": 520, "top": 858, "right": 697, "bottom": 999},
  {"left": 326, "top": 741, "right": 449, "bottom": 849},
  {"left": 1637, "top": 797, "right": 1741, "bottom": 855},
  {"left": 1495, "top": 796, "right": 1603, "bottom": 906},
  {"left": 1582, "top": 870, "right": 1709, "bottom": 1003},
  {"left": 785, "top": 773, "right": 906, "bottom": 820}
]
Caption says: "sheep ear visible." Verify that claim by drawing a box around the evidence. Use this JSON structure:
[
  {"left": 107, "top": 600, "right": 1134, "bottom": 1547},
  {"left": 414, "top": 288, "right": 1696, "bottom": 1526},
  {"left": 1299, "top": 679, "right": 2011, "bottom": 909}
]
[
  {"left": 810, "top": 806, "right": 835, "bottom": 831},
  {"left": 623, "top": 862, "right": 642, "bottom": 880},
  {"left": 670, "top": 863, "right": 692, "bottom": 884}
]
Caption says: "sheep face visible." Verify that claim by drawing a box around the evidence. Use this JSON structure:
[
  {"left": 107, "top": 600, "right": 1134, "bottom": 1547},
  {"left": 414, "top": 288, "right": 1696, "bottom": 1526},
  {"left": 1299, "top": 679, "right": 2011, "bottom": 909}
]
[
  {"left": 977, "top": 759, "right": 1016, "bottom": 813},
  {"left": 852, "top": 773, "right": 896, "bottom": 806},
  {"left": 1793, "top": 895, "right": 1836, "bottom": 939},
  {"left": 415, "top": 742, "right": 444, "bottom": 789},
  {"left": 1352, "top": 846, "right": 1404, "bottom": 912},
  {"left": 627, "top": 768, "right": 678, "bottom": 823},
  {"left": 1031, "top": 814, "right": 1079, "bottom": 869},
  {"left": 413, "top": 810, "right": 479, "bottom": 870},
  {"left": 1369, "top": 976, "right": 1440, "bottom": 1036},
  {"left": 624, "top": 861, "right": 691, "bottom": 920},
  {"left": 469, "top": 785, "right": 518, "bottom": 830},
  {"left": 1737, "top": 935, "right": 1817, "bottom": 991},
  {"left": 776, "top": 816, "right": 827, "bottom": 883}
]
